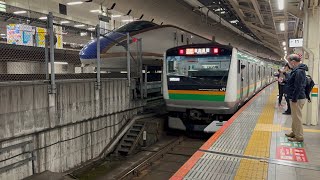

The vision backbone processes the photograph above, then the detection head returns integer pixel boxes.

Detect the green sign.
[278,137,304,148]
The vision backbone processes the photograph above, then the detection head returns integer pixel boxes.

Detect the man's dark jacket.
[286,64,308,102]
[283,71,291,94]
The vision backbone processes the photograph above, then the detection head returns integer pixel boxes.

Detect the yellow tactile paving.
[254,124,282,132]
[235,89,278,180]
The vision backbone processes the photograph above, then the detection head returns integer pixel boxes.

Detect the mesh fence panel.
[52,16,94,75]
[0,4,99,81]
[0,10,48,81]
[0,4,143,82]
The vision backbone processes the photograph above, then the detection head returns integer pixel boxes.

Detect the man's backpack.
[305,75,315,102]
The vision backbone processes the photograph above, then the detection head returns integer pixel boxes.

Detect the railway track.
[116,136,206,180]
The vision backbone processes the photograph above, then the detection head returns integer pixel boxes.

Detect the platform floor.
[170,84,320,180]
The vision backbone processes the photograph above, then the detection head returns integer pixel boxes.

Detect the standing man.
[277,69,286,106]
[285,54,308,142]
[282,63,292,115]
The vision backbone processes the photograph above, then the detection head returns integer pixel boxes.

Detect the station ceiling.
[2,0,305,60]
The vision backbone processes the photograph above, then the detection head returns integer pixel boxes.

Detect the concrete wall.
[0,79,144,179]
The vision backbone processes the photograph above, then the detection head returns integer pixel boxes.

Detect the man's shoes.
[288,137,304,142]
[285,132,295,138]
[282,111,291,115]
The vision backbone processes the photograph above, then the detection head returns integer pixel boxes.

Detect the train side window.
[252,65,254,80]
[238,60,240,74]
[181,34,184,43]
[258,66,261,78]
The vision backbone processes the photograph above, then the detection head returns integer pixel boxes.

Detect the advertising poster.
[7,24,21,45]
[20,24,34,46]
[36,27,47,47]
[7,24,34,46]
[54,25,63,49]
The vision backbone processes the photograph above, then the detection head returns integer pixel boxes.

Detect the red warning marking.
[276,146,308,162]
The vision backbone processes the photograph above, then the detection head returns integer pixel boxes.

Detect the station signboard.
[289,38,303,47]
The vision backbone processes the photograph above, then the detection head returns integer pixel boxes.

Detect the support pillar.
[302,6,319,125]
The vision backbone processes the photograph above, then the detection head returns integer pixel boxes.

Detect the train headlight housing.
[213,48,219,54]
[179,49,184,55]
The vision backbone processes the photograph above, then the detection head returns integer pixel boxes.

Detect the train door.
[263,67,266,86]
[253,64,256,93]
[239,60,244,100]
[246,62,250,97]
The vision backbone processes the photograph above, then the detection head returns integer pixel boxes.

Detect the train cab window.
[166,55,232,86]
[238,60,240,74]
[187,38,189,45]
[258,66,261,78]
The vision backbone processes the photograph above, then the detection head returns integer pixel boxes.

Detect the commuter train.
[80,21,210,71]
[163,43,281,132]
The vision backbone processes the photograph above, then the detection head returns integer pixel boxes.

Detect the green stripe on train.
[169,94,225,101]
[311,94,318,97]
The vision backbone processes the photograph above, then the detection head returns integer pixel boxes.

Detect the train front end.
[163,44,238,133]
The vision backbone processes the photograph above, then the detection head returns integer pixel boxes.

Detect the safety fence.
[0,4,143,96]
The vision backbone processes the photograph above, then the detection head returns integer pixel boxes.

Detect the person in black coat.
[285,54,308,142]
[282,64,292,115]
[277,69,286,106]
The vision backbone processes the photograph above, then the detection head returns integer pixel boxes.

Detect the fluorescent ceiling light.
[278,0,284,10]
[282,41,286,46]
[54,62,68,65]
[230,20,239,24]
[87,27,95,30]
[60,21,70,24]
[74,24,85,27]
[39,16,47,20]
[80,32,87,36]
[0,1,6,13]
[280,22,285,31]
[283,47,286,50]
[215,8,223,12]
[220,11,226,14]
[122,19,135,22]
[67,1,83,5]
[90,9,101,13]
[13,10,27,14]
[111,15,121,18]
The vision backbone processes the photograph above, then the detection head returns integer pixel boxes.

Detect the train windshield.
[115,21,157,33]
[166,55,231,85]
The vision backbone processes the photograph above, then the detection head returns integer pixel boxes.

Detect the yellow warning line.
[282,127,320,133]
[234,88,277,180]
[253,124,320,133]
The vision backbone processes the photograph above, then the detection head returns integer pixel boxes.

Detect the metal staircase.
[116,121,145,155]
